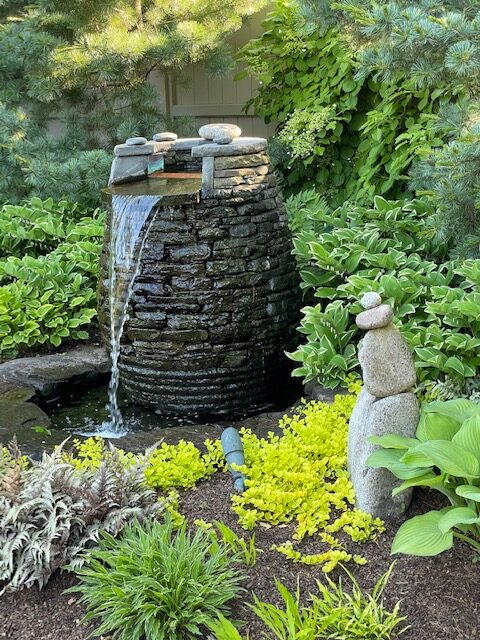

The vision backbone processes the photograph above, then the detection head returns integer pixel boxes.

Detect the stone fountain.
[98,124,299,430]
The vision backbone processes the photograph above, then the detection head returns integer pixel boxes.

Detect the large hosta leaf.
[455,485,480,502]
[424,399,480,423]
[401,440,480,478]
[391,471,443,497]
[368,434,420,450]
[452,415,480,460]
[416,412,461,442]
[438,507,480,534]
[367,449,430,480]
[392,510,453,556]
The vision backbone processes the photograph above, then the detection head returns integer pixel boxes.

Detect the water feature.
[105,194,159,436]
[97,129,300,431]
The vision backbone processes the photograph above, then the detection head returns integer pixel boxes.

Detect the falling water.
[102,194,160,436]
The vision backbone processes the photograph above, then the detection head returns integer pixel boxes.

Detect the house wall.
[151,9,275,139]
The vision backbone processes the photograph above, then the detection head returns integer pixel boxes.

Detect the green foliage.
[64,391,385,575]
[0,1,266,204]
[239,1,446,202]
[232,387,385,573]
[0,197,104,356]
[313,0,480,254]
[195,519,258,567]
[368,398,480,557]
[69,517,244,640]
[207,614,246,640]
[144,438,224,491]
[65,436,224,493]
[0,442,161,593]
[287,193,480,389]
[243,565,406,640]
[328,1,480,91]
[410,103,480,254]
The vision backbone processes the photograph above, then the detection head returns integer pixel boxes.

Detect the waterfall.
[102,194,159,436]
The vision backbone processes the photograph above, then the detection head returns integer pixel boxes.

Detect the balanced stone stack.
[347,292,419,518]
[99,125,300,417]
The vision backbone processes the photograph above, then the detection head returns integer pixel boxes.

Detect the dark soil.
[1,473,479,640]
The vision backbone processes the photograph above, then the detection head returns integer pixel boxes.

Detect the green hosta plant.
[69,517,244,640]
[287,194,480,390]
[368,399,480,557]
[0,198,104,356]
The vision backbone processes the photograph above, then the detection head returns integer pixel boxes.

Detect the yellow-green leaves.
[372,398,480,557]
[392,511,454,556]
[232,389,385,571]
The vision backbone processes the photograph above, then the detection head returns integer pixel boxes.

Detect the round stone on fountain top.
[125,136,148,146]
[360,292,382,309]
[153,132,178,142]
[199,123,242,141]
[356,304,394,330]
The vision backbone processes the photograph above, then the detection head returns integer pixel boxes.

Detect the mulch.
[1,472,479,640]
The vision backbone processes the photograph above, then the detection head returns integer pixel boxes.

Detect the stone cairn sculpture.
[347,292,419,519]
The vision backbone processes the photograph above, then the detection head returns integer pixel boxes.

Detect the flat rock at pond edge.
[0,346,110,444]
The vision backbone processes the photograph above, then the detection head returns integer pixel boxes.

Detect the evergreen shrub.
[0,1,266,205]
[239,0,446,202]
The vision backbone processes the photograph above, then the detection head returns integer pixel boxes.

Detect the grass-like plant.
[195,519,258,567]
[244,564,407,640]
[69,517,244,640]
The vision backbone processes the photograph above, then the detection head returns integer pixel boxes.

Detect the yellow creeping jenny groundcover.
[65,380,384,572]
[231,380,385,570]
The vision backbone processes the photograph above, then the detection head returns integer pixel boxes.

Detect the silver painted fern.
[0,445,162,593]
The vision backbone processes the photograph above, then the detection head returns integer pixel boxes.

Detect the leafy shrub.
[69,517,244,640]
[232,385,385,573]
[287,194,480,389]
[0,197,104,356]
[369,398,480,557]
[0,443,161,593]
[209,564,406,640]
[239,1,445,201]
[65,435,224,492]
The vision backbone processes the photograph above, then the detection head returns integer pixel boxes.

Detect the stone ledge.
[192,138,267,157]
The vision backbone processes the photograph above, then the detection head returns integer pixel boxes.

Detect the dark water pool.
[43,374,301,439]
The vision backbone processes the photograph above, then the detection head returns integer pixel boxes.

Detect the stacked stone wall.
[99,151,300,416]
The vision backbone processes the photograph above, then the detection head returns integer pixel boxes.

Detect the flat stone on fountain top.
[126,136,148,146]
[114,141,155,156]
[192,137,267,157]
